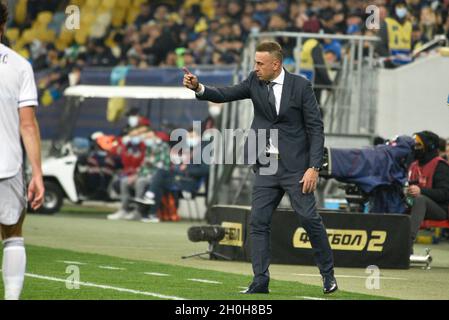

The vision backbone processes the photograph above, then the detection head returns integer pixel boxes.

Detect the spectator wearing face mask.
[135,130,209,221]
[121,107,151,136]
[107,127,147,221]
[376,0,413,66]
[407,131,449,254]
[132,130,171,223]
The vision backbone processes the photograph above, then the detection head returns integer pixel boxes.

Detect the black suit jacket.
[196,69,324,172]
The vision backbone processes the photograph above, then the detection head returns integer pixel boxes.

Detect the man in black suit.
[183,41,337,294]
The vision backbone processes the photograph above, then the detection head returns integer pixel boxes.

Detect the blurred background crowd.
[3,0,449,70]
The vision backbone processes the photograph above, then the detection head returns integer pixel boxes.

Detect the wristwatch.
[311,167,321,172]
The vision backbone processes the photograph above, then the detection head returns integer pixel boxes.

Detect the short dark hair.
[0,1,7,27]
[256,41,283,62]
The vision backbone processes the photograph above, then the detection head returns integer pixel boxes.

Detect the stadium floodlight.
[182,225,231,260]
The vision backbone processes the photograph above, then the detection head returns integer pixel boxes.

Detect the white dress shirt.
[266,68,285,154]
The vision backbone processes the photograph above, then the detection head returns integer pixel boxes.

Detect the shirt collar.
[271,68,285,85]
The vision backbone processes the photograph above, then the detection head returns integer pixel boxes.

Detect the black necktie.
[267,81,276,117]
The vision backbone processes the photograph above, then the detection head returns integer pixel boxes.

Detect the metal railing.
[243,32,380,135]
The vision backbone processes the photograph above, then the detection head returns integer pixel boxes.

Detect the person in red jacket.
[108,126,147,220]
[407,131,449,253]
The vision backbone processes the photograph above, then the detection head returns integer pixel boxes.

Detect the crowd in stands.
[0,0,447,106]
[4,0,449,71]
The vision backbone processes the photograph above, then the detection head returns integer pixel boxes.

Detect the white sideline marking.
[144,272,170,277]
[292,273,406,280]
[188,278,222,284]
[297,296,327,300]
[24,273,186,300]
[99,266,126,270]
[57,261,87,265]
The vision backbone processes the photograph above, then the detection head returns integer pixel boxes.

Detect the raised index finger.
[182,67,191,75]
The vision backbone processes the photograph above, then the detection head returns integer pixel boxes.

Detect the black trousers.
[250,159,334,287]
[410,195,448,244]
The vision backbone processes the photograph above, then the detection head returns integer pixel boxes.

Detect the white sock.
[2,237,26,300]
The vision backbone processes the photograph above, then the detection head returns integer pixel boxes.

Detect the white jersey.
[0,43,38,179]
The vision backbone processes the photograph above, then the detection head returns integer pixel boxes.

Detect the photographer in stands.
[407,131,449,253]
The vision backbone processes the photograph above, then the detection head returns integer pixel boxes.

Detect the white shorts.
[0,169,26,226]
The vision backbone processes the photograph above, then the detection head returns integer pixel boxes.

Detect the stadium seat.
[5,28,20,43]
[75,29,89,45]
[59,28,75,44]
[132,0,147,8]
[127,9,140,25]
[117,0,131,9]
[419,219,449,244]
[55,39,68,51]
[81,11,97,27]
[42,29,57,43]
[14,0,28,25]
[19,29,36,45]
[37,11,54,27]
[111,10,127,28]
[101,0,116,10]
[70,0,86,6]
[421,219,449,229]
[85,0,101,10]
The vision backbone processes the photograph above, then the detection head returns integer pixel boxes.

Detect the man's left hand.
[300,168,319,194]
[408,185,421,197]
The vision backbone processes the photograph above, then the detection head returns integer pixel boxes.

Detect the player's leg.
[1,211,27,301]
[0,169,28,300]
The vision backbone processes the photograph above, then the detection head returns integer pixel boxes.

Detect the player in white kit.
[0,2,44,300]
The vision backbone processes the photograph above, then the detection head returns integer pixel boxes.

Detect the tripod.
[182,241,231,260]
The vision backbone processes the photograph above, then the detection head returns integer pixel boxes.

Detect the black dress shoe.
[240,283,269,294]
[323,275,338,294]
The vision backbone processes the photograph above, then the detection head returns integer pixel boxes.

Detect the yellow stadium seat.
[37,11,54,27]
[55,39,68,51]
[85,0,101,10]
[70,0,86,6]
[81,11,97,27]
[12,43,23,52]
[34,27,47,41]
[127,8,139,25]
[117,0,131,9]
[132,0,147,9]
[111,10,126,27]
[42,30,57,43]
[102,0,116,9]
[75,29,89,45]
[20,29,36,45]
[5,28,20,43]
[59,28,75,44]
[14,0,27,25]
[105,32,116,47]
